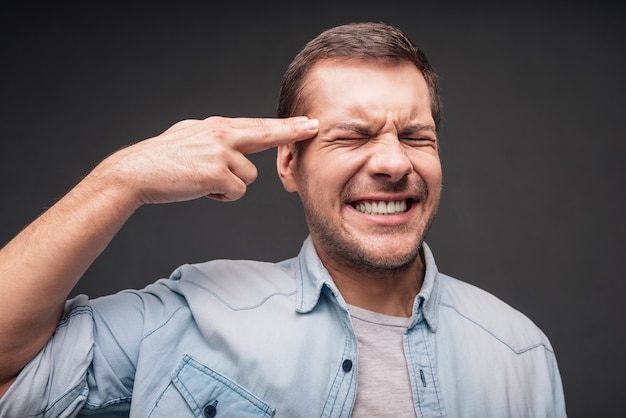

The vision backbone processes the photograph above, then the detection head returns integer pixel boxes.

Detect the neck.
[321,251,425,317]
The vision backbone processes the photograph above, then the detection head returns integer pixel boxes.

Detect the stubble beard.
[302,177,438,277]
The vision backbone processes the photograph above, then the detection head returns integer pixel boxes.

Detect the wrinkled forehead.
[301,59,433,123]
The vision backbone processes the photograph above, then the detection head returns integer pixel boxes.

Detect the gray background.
[1,1,624,416]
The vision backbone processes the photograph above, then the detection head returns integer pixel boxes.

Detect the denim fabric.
[0,237,566,417]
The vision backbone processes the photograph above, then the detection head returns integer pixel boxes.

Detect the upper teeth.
[355,200,408,215]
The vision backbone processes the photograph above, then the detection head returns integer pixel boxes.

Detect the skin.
[277,59,442,317]
[0,116,319,396]
[0,58,442,397]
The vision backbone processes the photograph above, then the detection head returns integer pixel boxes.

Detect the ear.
[276,143,299,192]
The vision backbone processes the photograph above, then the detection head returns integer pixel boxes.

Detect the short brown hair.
[276,22,442,131]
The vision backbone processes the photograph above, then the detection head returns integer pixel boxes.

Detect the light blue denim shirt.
[0,237,566,417]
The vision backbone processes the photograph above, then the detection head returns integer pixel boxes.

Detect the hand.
[91,116,319,207]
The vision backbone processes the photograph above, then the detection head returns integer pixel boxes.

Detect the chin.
[329,238,422,275]
[306,206,427,275]
[361,249,421,273]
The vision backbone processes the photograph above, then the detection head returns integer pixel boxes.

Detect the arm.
[0,116,319,396]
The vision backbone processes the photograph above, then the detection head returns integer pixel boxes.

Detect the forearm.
[0,115,318,394]
[0,169,139,386]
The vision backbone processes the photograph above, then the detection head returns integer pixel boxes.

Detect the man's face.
[278,59,442,276]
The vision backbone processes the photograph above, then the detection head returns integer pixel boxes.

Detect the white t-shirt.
[349,304,417,417]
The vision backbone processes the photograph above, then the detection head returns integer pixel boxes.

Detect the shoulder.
[167,258,298,310]
[437,273,553,354]
[173,258,296,288]
[88,257,298,329]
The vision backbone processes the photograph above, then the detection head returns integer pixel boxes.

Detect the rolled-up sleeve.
[0,295,95,417]
[0,288,149,417]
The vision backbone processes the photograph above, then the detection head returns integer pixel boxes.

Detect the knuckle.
[207,127,229,142]
[164,119,197,134]
[242,165,258,185]
[205,115,226,124]
[257,123,273,140]
[225,182,247,201]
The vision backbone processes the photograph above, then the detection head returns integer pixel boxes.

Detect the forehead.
[302,59,433,126]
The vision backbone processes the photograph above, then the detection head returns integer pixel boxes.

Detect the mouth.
[351,199,413,215]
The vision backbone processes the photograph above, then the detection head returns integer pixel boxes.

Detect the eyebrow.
[398,123,437,137]
[328,122,437,137]
[329,122,375,136]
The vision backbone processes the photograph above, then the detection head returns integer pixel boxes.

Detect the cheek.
[303,149,366,184]
[427,164,443,187]
[411,153,442,184]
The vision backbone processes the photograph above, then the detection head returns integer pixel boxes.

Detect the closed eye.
[401,137,437,145]
[332,137,371,145]
[336,137,368,141]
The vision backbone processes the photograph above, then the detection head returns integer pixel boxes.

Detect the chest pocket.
[148,355,275,417]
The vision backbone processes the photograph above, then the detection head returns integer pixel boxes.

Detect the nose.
[366,135,413,182]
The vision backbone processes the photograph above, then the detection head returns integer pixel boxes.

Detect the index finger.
[231,117,319,155]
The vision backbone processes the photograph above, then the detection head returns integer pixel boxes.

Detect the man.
[0,22,566,417]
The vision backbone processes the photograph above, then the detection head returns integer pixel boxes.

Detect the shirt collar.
[294,236,441,332]
[411,242,441,332]
[294,236,339,314]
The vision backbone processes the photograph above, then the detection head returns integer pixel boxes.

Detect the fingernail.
[299,118,319,130]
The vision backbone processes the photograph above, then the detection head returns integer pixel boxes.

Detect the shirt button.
[203,400,218,417]
[342,359,353,372]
